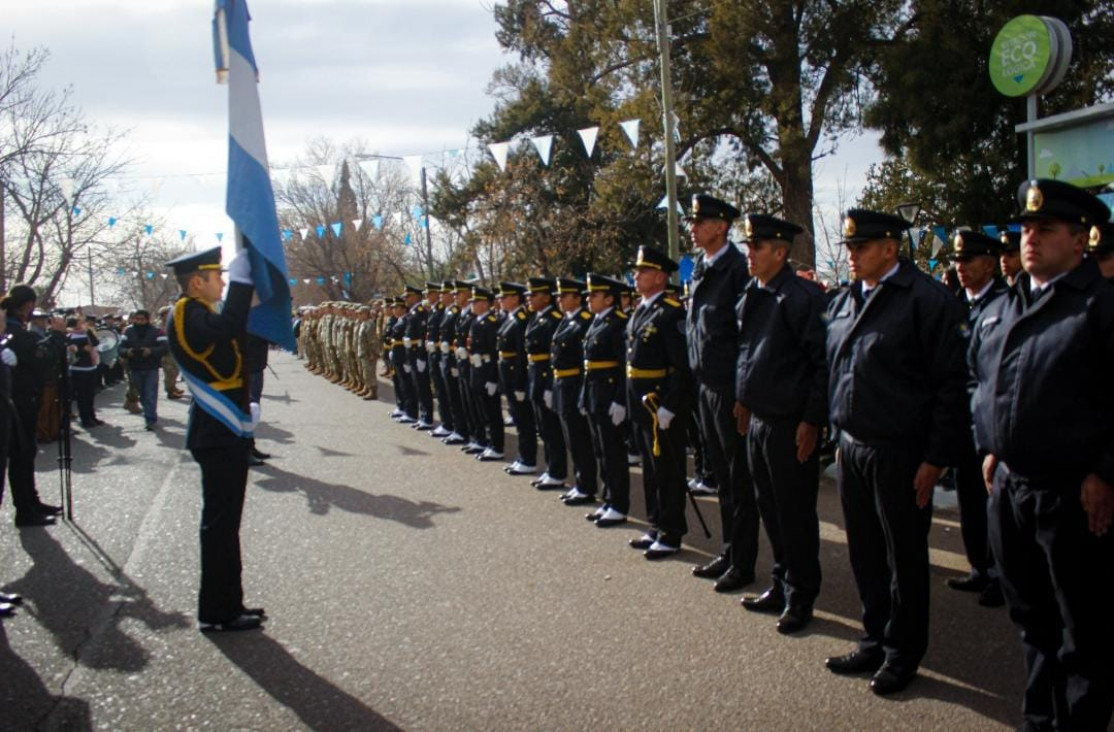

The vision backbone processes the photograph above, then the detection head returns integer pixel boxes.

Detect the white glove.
[485,381,498,397]
[450,368,459,377]
[514,390,526,402]
[249,402,261,429]
[426,341,435,353]
[0,349,16,367]
[656,405,675,430]
[227,247,252,285]
[543,390,553,409]
[470,354,483,367]
[441,343,451,354]
[456,347,468,360]
[402,337,413,348]
[609,402,627,426]
[579,406,588,416]
[416,359,427,373]
[403,364,412,374]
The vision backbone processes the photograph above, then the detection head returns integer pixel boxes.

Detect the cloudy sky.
[7,0,879,252]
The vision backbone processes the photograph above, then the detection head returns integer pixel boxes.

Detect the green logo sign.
[989,15,1053,97]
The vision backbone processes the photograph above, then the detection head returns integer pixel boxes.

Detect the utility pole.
[420,167,435,279]
[87,247,96,306]
[654,0,680,263]
[0,186,6,293]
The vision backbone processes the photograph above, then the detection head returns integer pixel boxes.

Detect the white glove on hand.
[543,390,553,409]
[403,364,412,374]
[249,402,261,429]
[456,347,468,360]
[579,406,588,416]
[514,390,526,402]
[470,354,483,367]
[609,402,627,426]
[1,348,16,367]
[426,341,435,353]
[450,368,459,377]
[656,405,675,430]
[227,247,252,285]
[402,337,413,348]
[485,381,498,397]
[416,359,427,373]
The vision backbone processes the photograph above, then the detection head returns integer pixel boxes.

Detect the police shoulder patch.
[550,309,562,320]
[664,297,681,308]
[486,314,497,323]
[579,310,592,320]
[616,309,628,319]
[516,310,526,321]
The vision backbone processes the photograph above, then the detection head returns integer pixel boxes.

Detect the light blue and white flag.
[213,0,295,350]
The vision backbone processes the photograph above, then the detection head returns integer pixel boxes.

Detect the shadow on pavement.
[7,525,190,674]
[262,390,299,405]
[209,633,401,731]
[250,464,461,528]
[0,622,93,731]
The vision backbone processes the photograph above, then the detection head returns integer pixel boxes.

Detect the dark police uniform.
[438,282,466,442]
[949,231,1009,601]
[424,283,452,432]
[549,278,596,494]
[468,288,504,456]
[735,215,827,625]
[826,210,968,681]
[403,286,434,426]
[523,278,567,482]
[383,304,402,413]
[389,301,416,421]
[685,194,756,585]
[456,299,481,452]
[496,283,536,467]
[1089,220,1114,280]
[165,247,258,628]
[626,247,694,555]
[970,180,1114,732]
[581,274,630,517]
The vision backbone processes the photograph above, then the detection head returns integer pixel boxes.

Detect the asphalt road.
[1,352,1027,731]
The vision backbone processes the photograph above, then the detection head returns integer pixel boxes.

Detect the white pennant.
[303,278,311,284]
[488,141,510,172]
[358,159,380,181]
[657,195,684,215]
[316,164,335,184]
[675,163,687,178]
[58,177,75,204]
[151,178,165,198]
[619,119,640,149]
[352,219,363,231]
[299,228,309,240]
[403,155,423,184]
[578,126,600,158]
[930,232,944,258]
[531,135,554,166]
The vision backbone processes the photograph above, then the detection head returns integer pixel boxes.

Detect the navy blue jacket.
[626,293,692,424]
[525,305,562,402]
[735,265,828,425]
[581,308,628,415]
[686,243,750,389]
[970,258,1114,484]
[549,308,592,415]
[826,258,968,467]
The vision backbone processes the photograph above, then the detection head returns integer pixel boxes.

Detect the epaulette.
[550,309,562,320]
[663,298,682,308]
[417,304,426,312]
[579,310,592,320]
[486,314,497,323]
[616,309,628,319]
[516,310,527,321]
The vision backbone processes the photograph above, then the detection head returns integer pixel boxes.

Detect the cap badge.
[744,217,754,238]
[1026,185,1044,212]
[1090,225,1102,249]
[843,216,856,237]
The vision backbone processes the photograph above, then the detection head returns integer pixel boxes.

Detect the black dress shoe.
[251,447,272,460]
[870,663,917,696]
[15,514,56,528]
[713,567,755,593]
[826,650,885,675]
[776,605,813,634]
[199,613,263,633]
[946,572,990,592]
[644,542,680,560]
[562,493,596,506]
[0,592,22,605]
[0,603,13,618]
[248,455,266,467]
[629,533,657,550]
[36,503,63,516]
[692,554,729,579]
[978,579,1005,608]
[242,606,267,619]
[741,587,786,613]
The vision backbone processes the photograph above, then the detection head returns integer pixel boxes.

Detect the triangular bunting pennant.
[352,219,363,231]
[404,233,412,246]
[331,222,342,237]
[531,135,554,166]
[289,277,297,286]
[619,119,640,149]
[358,159,380,181]
[578,126,599,158]
[303,278,311,284]
[72,206,81,217]
[411,204,423,220]
[372,215,384,230]
[315,224,326,238]
[931,226,946,257]
[179,230,188,241]
[58,177,75,204]
[144,224,154,236]
[403,155,424,183]
[299,228,309,240]
[316,164,335,184]
[488,141,510,172]
[982,224,998,237]
[282,229,292,241]
[108,217,117,228]
[928,258,939,270]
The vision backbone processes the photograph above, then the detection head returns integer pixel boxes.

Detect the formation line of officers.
[299,182,1113,732]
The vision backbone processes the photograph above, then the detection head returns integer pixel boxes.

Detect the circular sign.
[989,15,1055,97]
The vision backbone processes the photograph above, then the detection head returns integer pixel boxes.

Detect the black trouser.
[430,352,452,430]
[71,369,99,426]
[409,349,434,422]
[505,391,536,464]
[690,402,715,485]
[393,353,417,418]
[442,359,467,438]
[698,384,756,573]
[837,433,931,669]
[955,441,994,577]
[588,412,630,514]
[532,398,566,479]
[559,404,597,494]
[633,413,687,545]
[192,442,250,624]
[459,366,480,442]
[476,387,504,452]
[748,413,821,608]
[988,465,1114,732]
[7,396,45,519]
